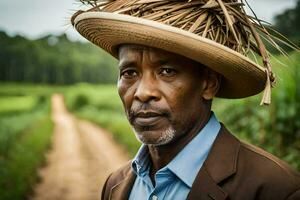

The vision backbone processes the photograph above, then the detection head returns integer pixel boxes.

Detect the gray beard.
[133,126,176,146]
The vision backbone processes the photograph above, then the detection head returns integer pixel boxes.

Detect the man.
[71,0,300,199]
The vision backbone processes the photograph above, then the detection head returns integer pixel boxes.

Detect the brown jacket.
[101,126,300,200]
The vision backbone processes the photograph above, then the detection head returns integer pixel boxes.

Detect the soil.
[31,94,130,200]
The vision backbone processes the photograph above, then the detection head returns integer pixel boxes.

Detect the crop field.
[0,96,38,115]
[215,52,300,169]
[0,84,57,200]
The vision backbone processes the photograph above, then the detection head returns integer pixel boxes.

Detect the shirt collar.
[131,113,221,187]
[167,113,220,187]
[132,144,150,177]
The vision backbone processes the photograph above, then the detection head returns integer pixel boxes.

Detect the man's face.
[118,45,210,146]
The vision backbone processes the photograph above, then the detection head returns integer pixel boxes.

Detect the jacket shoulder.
[236,141,300,199]
[101,160,132,200]
[240,141,300,179]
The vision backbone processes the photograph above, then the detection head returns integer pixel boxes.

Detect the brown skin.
[117,44,220,183]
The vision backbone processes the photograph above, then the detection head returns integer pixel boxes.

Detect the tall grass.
[0,116,53,200]
[0,84,55,199]
[65,83,123,112]
[0,108,46,158]
[213,52,300,169]
[0,83,67,97]
[0,95,39,116]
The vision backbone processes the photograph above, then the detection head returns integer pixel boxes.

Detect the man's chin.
[133,127,176,146]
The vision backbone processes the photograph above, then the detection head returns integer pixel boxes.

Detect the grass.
[213,52,300,170]
[0,116,53,200]
[0,84,55,199]
[0,83,67,97]
[65,83,123,112]
[0,96,38,115]
[0,103,50,156]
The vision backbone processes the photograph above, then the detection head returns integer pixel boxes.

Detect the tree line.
[274,0,300,47]
[0,32,118,84]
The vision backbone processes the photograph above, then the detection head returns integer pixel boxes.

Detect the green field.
[0,84,56,200]
[213,52,300,169]
[0,96,37,114]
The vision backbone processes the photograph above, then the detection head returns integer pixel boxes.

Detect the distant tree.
[274,0,300,46]
[0,31,118,84]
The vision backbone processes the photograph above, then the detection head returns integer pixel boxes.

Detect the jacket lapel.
[109,169,136,200]
[187,125,240,200]
[187,168,228,200]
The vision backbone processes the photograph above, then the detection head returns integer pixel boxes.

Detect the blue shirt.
[129,113,221,200]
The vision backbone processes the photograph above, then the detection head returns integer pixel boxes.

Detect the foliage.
[213,52,300,170]
[0,116,53,200]
[71,93,90,111]
[0,96,38,116]
[274,0,300,47]
[0,85,54,200]
[0,102,49,158]
[0,82,67,97]
[0,32,118,84]
[65,83,123,112]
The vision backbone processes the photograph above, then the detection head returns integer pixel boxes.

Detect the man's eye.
[160,68,177,76]
[121,70,138,78]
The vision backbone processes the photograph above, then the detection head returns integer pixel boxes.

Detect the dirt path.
[32,94,130,200]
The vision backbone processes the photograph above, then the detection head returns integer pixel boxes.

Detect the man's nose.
[134,74,160,103]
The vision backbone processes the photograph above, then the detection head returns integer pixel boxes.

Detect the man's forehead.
[117,44,208,74]
[119,44,150,52]
[118,44,183,64]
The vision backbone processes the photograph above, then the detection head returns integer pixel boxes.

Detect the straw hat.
[71,0,277,105]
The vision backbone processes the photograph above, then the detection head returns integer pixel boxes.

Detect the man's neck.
[147,110,212,182]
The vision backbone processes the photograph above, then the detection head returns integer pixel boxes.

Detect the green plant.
[213,53,300,170]
[0,116,53,200]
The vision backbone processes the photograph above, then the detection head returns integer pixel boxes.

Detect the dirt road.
[32,94,130,200]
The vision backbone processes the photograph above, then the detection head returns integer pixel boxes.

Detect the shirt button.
[152,195,158,200]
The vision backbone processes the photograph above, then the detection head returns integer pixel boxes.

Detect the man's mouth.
[133,111,165,126]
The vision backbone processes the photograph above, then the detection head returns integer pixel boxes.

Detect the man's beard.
[132,125,176,146]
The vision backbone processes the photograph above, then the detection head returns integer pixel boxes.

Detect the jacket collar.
[187,125,240,200]
[110,169,136,200]
[109,125,240,200]
[204,125,240,183]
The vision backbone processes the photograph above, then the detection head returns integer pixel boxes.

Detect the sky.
[0,0,297,42]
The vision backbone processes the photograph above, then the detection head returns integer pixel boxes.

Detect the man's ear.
[201,69,221,100]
